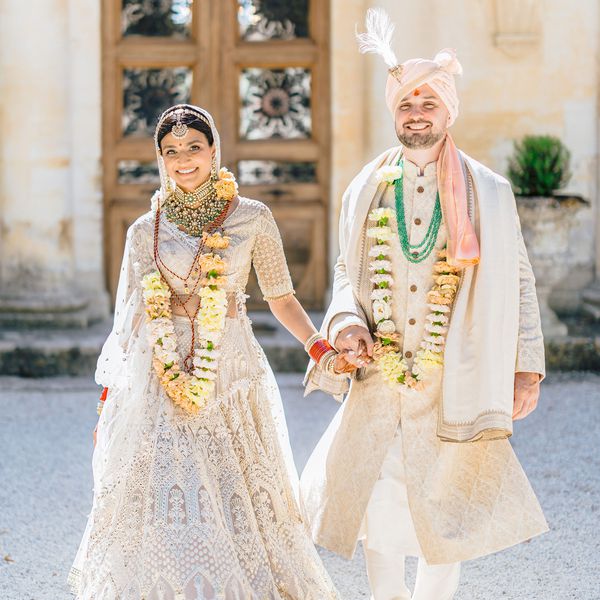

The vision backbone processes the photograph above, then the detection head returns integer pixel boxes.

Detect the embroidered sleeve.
[515,210,546,378]
[252,205,295,301]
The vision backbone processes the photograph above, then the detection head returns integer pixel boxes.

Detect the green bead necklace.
[394,161,442,263]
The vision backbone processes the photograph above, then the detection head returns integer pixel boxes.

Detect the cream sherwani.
[300,147,548,570]
[361,160,457,600]
[362,160,446,557]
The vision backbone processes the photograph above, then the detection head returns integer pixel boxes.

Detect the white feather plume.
[355,8,398,68]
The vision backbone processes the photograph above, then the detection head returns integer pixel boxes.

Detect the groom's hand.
[513,371,541,420]
[335,325,374,368]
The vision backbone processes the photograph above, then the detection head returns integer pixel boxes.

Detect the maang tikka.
[171,111,188,139]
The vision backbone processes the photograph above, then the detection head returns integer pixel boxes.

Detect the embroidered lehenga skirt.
[69,313,338,600]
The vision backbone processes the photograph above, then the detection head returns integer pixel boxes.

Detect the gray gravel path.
[0,373,599,600]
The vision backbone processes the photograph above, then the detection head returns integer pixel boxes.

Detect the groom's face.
[394,84,449,149]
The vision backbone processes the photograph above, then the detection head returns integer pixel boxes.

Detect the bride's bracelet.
[322,350,340,374]
[97,387,108,416]
[305,335,335,364]
[305,335,345,374]
[303,332,323,353]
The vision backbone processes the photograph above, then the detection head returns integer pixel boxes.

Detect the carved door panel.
[103,0,330,309]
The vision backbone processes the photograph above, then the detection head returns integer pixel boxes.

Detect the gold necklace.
[164,181,229,237]
[173,177,214,208]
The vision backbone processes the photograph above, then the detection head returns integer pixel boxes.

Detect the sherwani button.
[405,351,413,358]
[414,218,422,225]
[410,284,417,292]
[409,318,416,325]
[417,186,424,193]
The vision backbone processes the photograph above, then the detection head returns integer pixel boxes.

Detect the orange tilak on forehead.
[413,88,421,96]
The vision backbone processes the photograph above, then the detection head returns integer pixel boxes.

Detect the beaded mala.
[153,200,230,372]
[394,159,442,264]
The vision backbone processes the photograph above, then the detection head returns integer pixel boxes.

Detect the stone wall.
[0,0,597,324]
[0,0,107,327]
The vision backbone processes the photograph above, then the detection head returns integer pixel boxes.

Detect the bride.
[69,104,346,600]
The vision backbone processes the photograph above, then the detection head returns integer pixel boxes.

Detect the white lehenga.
[69,199,339,600]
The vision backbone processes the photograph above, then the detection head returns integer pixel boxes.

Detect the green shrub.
[507,135,571,196]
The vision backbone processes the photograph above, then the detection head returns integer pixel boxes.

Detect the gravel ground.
[0,372,599,600]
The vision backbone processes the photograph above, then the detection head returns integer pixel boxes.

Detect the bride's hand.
[333,352,360,374]
[93,425,98,447]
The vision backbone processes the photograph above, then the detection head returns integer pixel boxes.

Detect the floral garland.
[142,168,238,414]
[142,232,230,413]
[367,200,461,392]
[214,167,238,201]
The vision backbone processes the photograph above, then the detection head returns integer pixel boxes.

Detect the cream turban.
[357,9,463,126]
[385,49,462,125]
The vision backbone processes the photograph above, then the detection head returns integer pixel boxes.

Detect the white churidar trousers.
[363,426,461,600]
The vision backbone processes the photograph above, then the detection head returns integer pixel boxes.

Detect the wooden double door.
[102,0,331,309]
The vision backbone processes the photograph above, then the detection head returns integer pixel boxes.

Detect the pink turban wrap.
[385,48,462,126]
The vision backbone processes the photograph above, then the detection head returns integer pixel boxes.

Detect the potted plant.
[508,135,586,338]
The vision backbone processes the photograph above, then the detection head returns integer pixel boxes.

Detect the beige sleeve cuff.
[515,352,546,381]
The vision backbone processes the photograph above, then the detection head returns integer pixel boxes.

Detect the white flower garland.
[141,232,230,414]
[367,204,461,392]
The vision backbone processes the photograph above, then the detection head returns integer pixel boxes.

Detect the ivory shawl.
[308,146,545,440]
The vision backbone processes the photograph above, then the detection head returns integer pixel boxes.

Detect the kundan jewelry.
[170,110,189,139]
[163,160,232,237]
[167,106,213,140]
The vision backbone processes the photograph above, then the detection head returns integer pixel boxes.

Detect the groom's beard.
[396,121,445,149]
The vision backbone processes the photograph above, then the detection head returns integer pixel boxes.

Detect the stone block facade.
[0,0,598,327]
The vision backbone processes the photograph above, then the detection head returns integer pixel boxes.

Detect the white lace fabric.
[69,198,339,599]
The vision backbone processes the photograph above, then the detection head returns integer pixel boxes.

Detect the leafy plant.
[507,135,571,197]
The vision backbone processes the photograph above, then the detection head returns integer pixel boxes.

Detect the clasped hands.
[330,326,540,422]
[331,325,375,374]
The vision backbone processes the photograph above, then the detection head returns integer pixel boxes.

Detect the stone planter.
[516,196,586,338]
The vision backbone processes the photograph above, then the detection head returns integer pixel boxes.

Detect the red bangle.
[99,387,108,402]
[308,339,334,363]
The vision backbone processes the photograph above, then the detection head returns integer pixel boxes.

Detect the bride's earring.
[210,155,218,182]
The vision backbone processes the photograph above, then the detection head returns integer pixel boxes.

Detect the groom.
[300,9,547,600]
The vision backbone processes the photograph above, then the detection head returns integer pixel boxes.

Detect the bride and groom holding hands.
[70,9,546,600]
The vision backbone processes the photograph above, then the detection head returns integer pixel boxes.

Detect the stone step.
[0,312,311,378]
[0,313,599,377]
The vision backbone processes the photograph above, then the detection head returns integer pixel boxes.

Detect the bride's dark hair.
[156,112,214,150]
